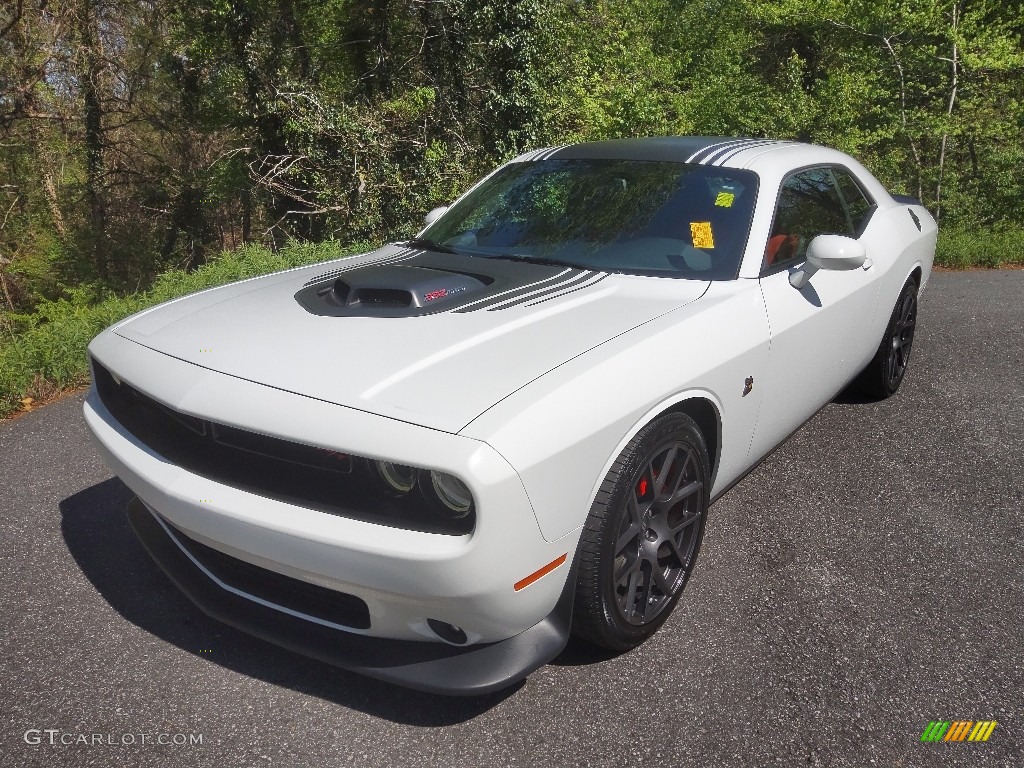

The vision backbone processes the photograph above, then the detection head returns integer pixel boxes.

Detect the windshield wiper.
[484,252,584,269]
[402,237,460,255]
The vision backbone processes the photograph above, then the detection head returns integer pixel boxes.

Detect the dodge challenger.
[84,136,936,694]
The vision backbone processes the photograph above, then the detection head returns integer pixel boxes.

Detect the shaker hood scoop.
[113,247,710,432]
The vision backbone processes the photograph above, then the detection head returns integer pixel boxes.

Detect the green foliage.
[0,241,368,418]
[935,226,1024,270]
[4,0,1022,300]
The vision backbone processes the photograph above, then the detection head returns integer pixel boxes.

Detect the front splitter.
[126,496,574,696]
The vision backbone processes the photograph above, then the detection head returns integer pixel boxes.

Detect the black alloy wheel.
[858,277,919,399]
[886,284,918,391]
[573,412,710,651]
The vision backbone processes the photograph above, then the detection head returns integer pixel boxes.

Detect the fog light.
[427,618,468,645]
[373,460,417,494]
[422,471,474,518]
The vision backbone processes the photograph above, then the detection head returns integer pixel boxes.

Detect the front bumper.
[127,496,574,695]
[83,329,582,692]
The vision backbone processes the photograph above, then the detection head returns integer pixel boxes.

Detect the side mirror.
[423,206,448,228]
[790,235,866,289]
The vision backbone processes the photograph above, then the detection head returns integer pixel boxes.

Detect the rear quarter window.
[832,169,875,235]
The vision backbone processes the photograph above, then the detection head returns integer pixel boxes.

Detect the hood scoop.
[335,284,414,308]
[296,263,492,317]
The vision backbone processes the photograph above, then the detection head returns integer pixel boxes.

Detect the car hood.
[113,246,709,432]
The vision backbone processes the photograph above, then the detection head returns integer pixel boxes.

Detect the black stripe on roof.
[699,139,764,164]
[515,136,799,165]
[712,139,792,165]
[689,138,754,164]
[545,137,738,164]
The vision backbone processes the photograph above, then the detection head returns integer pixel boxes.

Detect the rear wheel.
[572,412,710,651]
[858,277,919,399]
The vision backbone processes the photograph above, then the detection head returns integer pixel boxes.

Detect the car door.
[746,166,882,463]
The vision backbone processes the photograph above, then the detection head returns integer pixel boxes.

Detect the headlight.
[423,471,474,519]
[372,460,418,495]
[364,460,476,528]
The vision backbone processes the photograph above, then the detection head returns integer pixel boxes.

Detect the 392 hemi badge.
[424,286,468,302]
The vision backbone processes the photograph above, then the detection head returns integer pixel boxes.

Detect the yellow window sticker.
[690,221,715,249]
[714,191,735,208]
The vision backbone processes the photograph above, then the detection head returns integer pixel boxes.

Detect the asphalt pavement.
[1,270,1021,767]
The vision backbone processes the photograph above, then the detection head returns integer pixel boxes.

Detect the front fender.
[461,280,771,541]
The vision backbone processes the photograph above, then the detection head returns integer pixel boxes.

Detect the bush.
[0,241,368,418]
[935,226,1024,269]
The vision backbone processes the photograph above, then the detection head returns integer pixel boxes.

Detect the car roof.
[516,136,847,173]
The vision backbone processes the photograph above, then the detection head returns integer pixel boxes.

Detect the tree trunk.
[935,2,960,222]
[77,0,107,278]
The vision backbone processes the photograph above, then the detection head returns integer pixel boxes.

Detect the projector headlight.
[423,471,474,519]
[359,458,475,532]
[372,460,417,495]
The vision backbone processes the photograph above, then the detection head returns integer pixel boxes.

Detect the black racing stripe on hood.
[295,249,578,317]
[302,248,420,287]
[523,273,611,307]
[483,270,600,311]
[459,269,590,312]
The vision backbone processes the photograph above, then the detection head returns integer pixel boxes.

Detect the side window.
[831,169,874,235]
[764,168,851,269]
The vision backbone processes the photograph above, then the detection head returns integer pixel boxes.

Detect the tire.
[572,412,710,651]
[857,277,919,399]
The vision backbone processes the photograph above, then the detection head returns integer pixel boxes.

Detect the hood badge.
[424,286,468,302]
[742,376,754,397]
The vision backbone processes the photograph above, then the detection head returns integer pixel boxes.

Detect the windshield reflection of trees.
[431,160,754,279]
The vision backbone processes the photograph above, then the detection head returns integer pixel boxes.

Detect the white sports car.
[84,137,936,694]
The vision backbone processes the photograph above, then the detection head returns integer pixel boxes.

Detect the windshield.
[422,159,758,280]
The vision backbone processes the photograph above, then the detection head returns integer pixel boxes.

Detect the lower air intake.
[163,517,371,629]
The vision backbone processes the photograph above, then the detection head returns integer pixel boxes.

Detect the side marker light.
[514,553,568,592]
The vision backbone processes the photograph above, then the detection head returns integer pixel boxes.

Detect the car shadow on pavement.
[548,639,619,667]
[59,478,519,725]
[831,387,881,406]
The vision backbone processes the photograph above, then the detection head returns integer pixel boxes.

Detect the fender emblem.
[742,376,754,397]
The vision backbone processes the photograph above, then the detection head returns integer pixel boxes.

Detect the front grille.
[91,357,473,535]
[164,518,371,629]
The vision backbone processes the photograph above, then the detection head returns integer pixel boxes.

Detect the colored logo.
[316,448,349,462]
[424,286,467,302]
[920,720,997,742]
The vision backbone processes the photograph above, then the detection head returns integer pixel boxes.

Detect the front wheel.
[857,277,919,399]
[572,412,710,651]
